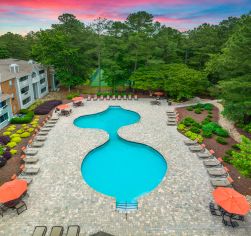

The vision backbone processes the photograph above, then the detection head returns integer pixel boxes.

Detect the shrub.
[194,108,202,114]
[67,93,80,100]
[6,142,17,148]
[3,151,11,160]
[232,144,240,150]
[7,127,15,132]
[11,137,21,143]
[184,131,203,143]
[28,128,34,132]
[10,110,34,124]
[202,130,213,138]
[16,129,24,134]
[10,149,17,155]
[207,114,213,119]
[3,131,11,136]
[0,136,11,145]
[202,122,220,133]
[208,110,212,114]
[34,100,62,115]
[10,134,20,138]
[189,126,201,134]
[230,136,251,177]
[0,158,7,168]
[215,128,229,137]
[0,146,4,155]
[203,103,213,111]
[20,132,31,138]
[177,123,186,131]
[243,123,251,133]
[223,156,232,164]
[225,149,234,156]
[216,137,228,145]
[186,106,193,111]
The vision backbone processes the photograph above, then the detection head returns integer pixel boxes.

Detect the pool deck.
[0,99,250,236]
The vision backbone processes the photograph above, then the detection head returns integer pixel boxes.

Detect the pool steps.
[116,202,138,212]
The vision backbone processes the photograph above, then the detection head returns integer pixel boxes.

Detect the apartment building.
[0,58,50,129]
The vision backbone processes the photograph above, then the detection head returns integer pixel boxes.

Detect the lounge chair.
[22,147,38,156]
[167,121,177,126]
[14,200,27,215]
[24,156,39,164]
[134,94,138,100]
[184,139,198,145]
[50,226,64,236]
[123,95,127,100]
[66,225,80,236]
[128,94,132,100]
[167,114,176,118]
[18,176,32,185]
[32,226,47,236]
[40,127,51,132]
[37,131,48,136]
[93,95,98,101]
[29,141,44,148]
[117,95,122,100]
[51,114,59,120]
[197,152,214,159]
[106,95,110,100]
[87,95,91,101]
[189,144,205,152]
[210,178,232,187]
[47,119,57,124]
[44,123,55,128]
[22,166,40,175]
[203,158,222,167]
[207,167,228,177]
[166,111,175,114]
[61,109,71,116]
[34,136,47,141]
[100,95,104,100]
[112,95,116,100]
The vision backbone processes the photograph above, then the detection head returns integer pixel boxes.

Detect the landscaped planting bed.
[34,100,62,115]
[176,103,251,195]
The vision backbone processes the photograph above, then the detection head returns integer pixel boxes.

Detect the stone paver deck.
[0,99,250,236]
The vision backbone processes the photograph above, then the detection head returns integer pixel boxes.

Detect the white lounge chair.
[210,177,233,188]
[134,94,138,100]
[128,95,132,100]
[112,95,116,100]
[123,95,127,100]
[22,166,40,175]
[87,95,91,101]
[117,95,122,100]
[24,157,39,164]
[22,147,38,156]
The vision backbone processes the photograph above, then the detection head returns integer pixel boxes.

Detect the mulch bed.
[176,106,251,196]
[0,115,47,186]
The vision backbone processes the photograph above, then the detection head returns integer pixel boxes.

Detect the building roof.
[0,58,44,83]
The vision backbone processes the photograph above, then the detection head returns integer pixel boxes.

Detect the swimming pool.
[74,106,167,204]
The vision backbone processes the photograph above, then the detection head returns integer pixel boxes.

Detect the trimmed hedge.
[10,109,34,124]
[34,100,62,115]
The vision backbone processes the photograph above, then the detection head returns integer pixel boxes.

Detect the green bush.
[20,132,31,138]
[10,110,34,124]
[7,127,15,132]
[186,106,193,111]
[243,123,251,133]
[16,129,24,134]
[182,117,201,128]
[189,126,201,134]
[215,128,229,137]
[223,156,232,164]
[203,103,213,111]
[231,136,251,177]
[10,134,20,138]
[194,108,202,114]
[67,92,80,100]
[202,122,220,133]
[201,117,212,125]
[6,142,17,148]
[202,130,213,138]
[184,131,203,143]
[216,137,228,145]
[208,110,212,114]
[207,114,213,119]
[177,123,186,131]
[232,144,240,150]
[10,149,17,155]
[3,131,11,136]
[11,137,22,143]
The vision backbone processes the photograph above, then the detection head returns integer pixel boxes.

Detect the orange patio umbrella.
[154,92,164,96]
[56,104,70,110]
[72,96,83,102]
[213,187,250,215]
[0,179,27,204]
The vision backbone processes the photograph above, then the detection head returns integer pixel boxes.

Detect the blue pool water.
[74,106,167,203]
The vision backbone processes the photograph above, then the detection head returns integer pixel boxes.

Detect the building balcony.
[21,91,31,100]
[19,79,29,88]
[0,104,9,115]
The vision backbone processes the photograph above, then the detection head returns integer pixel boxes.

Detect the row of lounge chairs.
[87,94,138,101]
[166,110,178,126]
[13,113,60,185]
[184,139,234,188]
[33,225,80,236]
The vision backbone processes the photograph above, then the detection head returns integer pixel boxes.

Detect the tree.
[130,64,208,100]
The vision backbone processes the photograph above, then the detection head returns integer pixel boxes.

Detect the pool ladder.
[116,202,138,212]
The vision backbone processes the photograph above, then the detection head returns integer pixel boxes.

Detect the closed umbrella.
[213,187,250,215]
[154,92,164,97]
[72,97,83,102]
[0,179,27,204]
[56,104,70,110]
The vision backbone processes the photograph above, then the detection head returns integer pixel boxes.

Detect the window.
[22,97,31,105]
[0,100,7,108]
[41,87,47,94]
[0,112,9,124]
[32,72,36,78]
[21,86,29,94]
[9,80,12,87]
[19,76,28,82]
[40,78,46,84]
[39,70,44,74]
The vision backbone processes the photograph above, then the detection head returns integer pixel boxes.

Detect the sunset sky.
[0,0,250,35]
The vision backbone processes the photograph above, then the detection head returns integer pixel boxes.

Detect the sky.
[0,0,250,35]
